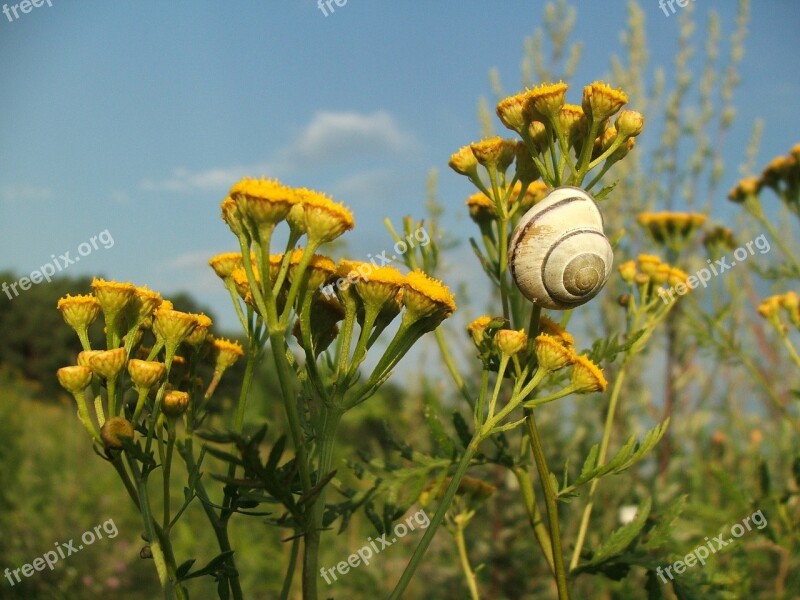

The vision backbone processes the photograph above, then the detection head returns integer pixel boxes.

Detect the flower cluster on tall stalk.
[385,81,689,600]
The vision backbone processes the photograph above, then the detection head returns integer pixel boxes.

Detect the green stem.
[454,519,480,600]
[570,362,628,570]
[389,436,479,599]
[526,410,570,600]
[280,534,300,600]
[511,466,555,574]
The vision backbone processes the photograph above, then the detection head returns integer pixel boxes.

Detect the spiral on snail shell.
[508,186,613,310]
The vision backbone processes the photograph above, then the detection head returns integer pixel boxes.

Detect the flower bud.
[57,294,101,334]
[89,348,127,381]
[618,261,637,284]
[495,329,527,356]
[162,390,190,417]
[57,365,93,395]
[128,359,166,391]
[615,110,644,138]
[101,417,135,450]
[449,145,479,176]
[534,334,574,372]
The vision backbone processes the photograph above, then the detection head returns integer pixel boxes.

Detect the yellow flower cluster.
[758,292,800,327]
[464,180,549,225]
[729,143,800,204]
[637,212,708,245]
[618,255,691,306]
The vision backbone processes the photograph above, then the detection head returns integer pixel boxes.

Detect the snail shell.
[508,186,613,310]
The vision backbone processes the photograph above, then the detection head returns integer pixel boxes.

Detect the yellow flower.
[637,254,661,276]
[757,295,782,319]
[220,196,246,236]
[153,307,197,353]
[229,177,298,228]
[570,355,608,393]
[209,252,248,280]
[402,270,456,323]
[527,121,548,153]
[89,348,127,381]
[534,334,574,372]
[288,249,337,290]
[514,180,549,212]
[637,212,707,244]
[496,92,528,132]
[162,390,190,417]
[727,177,761,203]
[91,278,136,318]
[593,126,618,157]
[467,315,493,347]
[582,81,628,123]
[465,192,495,224]
[618,261,637,284]
[495,329,527,356]
[538,315,575,347]
[77,350,103,367]
[57,365,93,395]
[667,267,691,289]
[353,265,406,312]
[131,286,163,323]
[100,417,135,450]
[449,144,479,176]
[653,263,671,285]
[524,82,569,122]
[470,137,516,170]
[184,313,212,347]
[128,359,166,391]
[556,103,587,144]
[213,338,245,372]
[296,188,355,243]
[615,110,645,138]
[703,226,737,251]
[57,294,101,333]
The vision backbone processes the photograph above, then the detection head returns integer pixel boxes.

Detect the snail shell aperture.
[508,186,613,310]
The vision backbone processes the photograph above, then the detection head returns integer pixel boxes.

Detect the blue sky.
[1,1,799,331]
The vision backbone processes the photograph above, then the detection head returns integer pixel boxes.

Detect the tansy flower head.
[465,192,495,224]
[757,295,783,320]
[296,188,355,244]
[220,196,246,237]
[77,350,103,367]
[57,365,93,395]
[455,476,497,501]
[527,121,548,153]
[470,137,515,170]
[162,390,190,417]
[556,103,587,145]
[637,254,661,276]
[101,417,135,451]
[703,226,737,251]
[728,177,761,203]
[153,307,197,354]
[570,354,608,393]
[467,315,496,347]
[213,338,245,372]
[89,348,127,381]
[495,329,527,356]
[288,248,337,290]
[209,252,248,280]
[496,92,528,132]
[353,265,406,312]
[618,261,637,284]
[667,267,691,290]
[615,110,645,138]
[582,81,628,124]
[402,270,456,324]
[130,286,163,324]
[524,82,569,122]
[653,263,671,285]
[534,334,575,372]
[538,315,574,347]
[230,177,298,228]
[184,313,212,347]
[91,278,136,318]
[128,359,166,391]
[231,267,258,306]
[57,294,101,333]
[449,144,479,177]
[293,295,346,354]
[637,212,707,244]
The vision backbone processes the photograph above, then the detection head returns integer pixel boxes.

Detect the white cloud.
[159,250,215,270]
[282,110,416,164]
[139,110,416,193]
[0,184,53,203]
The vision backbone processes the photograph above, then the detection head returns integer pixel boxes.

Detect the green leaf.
[423,389,456,458]
[594,180,618,202]
[452,411,473,449]
[588,329,646,364]
[642,494,687,550]
[175,559,196,581]
[584,497,651,566]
